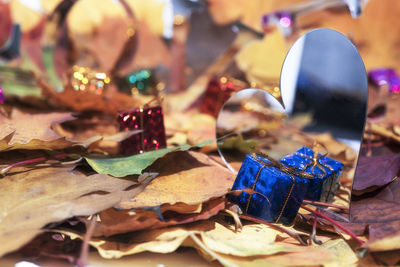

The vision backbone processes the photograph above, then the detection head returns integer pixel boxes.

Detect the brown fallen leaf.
[352,153,400,192]
[66,0,131,73]
[116,151,235,209]
[39,79,144,115]
[127,21,172,72]
[55,221,215,259]
[95,198,226,237]
[211,238,357,267]
[0,109,75,151]
[0,165,154,257]
[349,179,400,250]
[54,219,356,267]
[0,2,12,48]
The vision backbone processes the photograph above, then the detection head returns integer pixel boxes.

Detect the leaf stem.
[302,200,349,211]
[77,215,97,267]
[1,153,70,176]
[301,204,364,246]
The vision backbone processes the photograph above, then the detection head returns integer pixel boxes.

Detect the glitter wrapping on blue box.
[280,146,343,203]
[228,154,310,225]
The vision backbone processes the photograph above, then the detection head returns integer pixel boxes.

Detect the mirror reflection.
[216,28,368,182]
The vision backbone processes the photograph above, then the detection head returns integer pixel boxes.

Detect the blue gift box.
[228,154,311,225]
[280,146,343,203]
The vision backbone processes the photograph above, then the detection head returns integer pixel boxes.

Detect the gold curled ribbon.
[294,152,333,178]
[245,153,314,223]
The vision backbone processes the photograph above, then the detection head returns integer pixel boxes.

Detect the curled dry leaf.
[40,79,144,115]
[200,221,293,257]
[350,179,400,250]
[55,221,215,259]
[54,220,355,267]
[0,109,75,151]
[0,166,155,257]
[95,198,226,237]
[212,239,357,267]
[116,151,235,209]
[352,153,400,192]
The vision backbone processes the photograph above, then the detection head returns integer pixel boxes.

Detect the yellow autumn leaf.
[41,0,62,14]
[235,30,288,87]
[10,0,42,32]
[67,0,128,34]
[200,222,294,257]
[126,0,166,36]
[367,233,400,252]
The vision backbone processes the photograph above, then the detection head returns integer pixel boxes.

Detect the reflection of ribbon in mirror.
[241,153,315,223]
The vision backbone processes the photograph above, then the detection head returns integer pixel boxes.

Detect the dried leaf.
[10,0,42,32]
[352,154,400,192]
[367,230,400,252]
[211,240,351,267]
[0,166,155,257]
[95,198,226,237]
[235,30,287,86]
[348,179,400,249]
[0,109,75,151]
[126,0,166,36]
[40,79,144,115]
[55,221,215,259]
[200,222,293,257]
[128,21,171,72]
[54,219,316,263]
[0,2,12,47]
[66,0,131,72]
[84,140,213,177]
[116,151,235,209]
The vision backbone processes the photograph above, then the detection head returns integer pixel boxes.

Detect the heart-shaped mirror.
[216,27,368,200]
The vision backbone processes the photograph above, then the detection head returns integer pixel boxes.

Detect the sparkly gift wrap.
[280,147,343,203]
[115,69,156,95]
[199,76,246,117]
[368,68,400,93]
[229,154,310,225]
[118,106,166,155]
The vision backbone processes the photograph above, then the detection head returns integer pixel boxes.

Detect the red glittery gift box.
[118,106,167,155]
[199,76,246,117]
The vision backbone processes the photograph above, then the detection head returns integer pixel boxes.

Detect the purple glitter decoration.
[368,68,400,93]
[261,11,293,28]
[0,84,4,104]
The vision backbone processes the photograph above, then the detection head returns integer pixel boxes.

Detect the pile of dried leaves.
[0,0,400,266]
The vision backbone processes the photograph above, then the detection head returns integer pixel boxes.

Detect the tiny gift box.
[118,106,167,155]
[368,68,400,94]
[280,146,343,203]
[229,153,311,225]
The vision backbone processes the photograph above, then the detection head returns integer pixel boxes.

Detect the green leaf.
[84,140,214,177]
